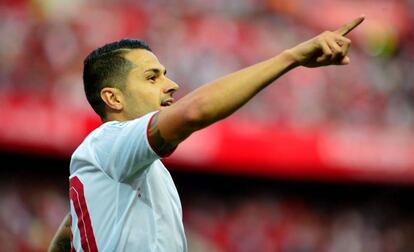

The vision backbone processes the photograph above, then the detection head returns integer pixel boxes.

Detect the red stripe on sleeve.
[70,176,98,252]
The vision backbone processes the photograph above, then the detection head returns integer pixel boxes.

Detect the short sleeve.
[98,111,161,181]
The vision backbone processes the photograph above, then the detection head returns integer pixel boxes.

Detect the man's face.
[122,49,179,119]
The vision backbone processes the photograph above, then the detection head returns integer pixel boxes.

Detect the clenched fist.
[285,16,365,68]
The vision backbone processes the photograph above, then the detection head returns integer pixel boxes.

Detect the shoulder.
[93,111,159,133]
[71,111,159,158]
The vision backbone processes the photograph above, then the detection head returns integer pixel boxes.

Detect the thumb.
[340,56,350,65]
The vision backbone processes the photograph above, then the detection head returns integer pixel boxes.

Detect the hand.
[285,16,365,68]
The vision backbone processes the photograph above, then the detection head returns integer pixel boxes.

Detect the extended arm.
[48,213,71,252]
[149,16,365,155]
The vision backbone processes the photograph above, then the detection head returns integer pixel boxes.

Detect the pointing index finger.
[335,16,365,36]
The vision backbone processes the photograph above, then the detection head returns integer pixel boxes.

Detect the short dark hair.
[83,38,152,119]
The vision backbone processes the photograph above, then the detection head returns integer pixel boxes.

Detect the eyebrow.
[144,68,167,75]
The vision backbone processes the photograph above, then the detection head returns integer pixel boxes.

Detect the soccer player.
[48,16,364,252]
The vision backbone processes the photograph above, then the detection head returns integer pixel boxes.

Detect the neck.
[104,110,149,122]
[103,113,129,122]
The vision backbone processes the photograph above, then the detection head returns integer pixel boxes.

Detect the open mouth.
[161,98,174,107]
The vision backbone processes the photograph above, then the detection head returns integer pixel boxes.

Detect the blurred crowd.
[1,0,414,129]
[184,194,414,252]
[0,181,67,252]
[1,179,414,252]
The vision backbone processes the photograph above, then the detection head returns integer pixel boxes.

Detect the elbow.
[182,98,212,129]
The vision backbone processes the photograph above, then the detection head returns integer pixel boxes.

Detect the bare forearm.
[176,51,297,127]
[48,213,71,252]
[153,16,363,149]
[170,16,364,132]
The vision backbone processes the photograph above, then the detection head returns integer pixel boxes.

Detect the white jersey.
[69,111,187,252]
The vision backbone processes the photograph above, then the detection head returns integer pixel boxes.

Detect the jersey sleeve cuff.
[146,111,177,158]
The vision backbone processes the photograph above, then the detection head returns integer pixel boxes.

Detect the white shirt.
[69,111,187,252]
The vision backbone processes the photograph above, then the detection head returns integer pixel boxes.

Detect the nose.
[164,77,179,94]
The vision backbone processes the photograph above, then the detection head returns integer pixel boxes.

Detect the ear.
[100,87,124,111]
